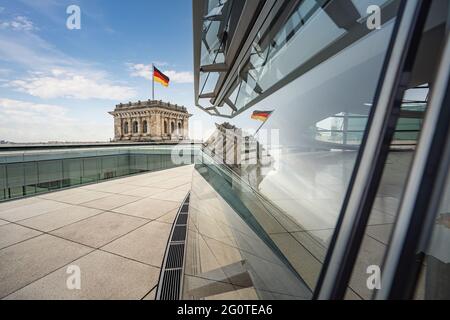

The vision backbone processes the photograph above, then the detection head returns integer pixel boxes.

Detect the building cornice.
[112,100,189,113]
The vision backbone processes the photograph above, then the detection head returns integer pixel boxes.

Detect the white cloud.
[8,69,137,100]
[0,98,68,120]
[128,63,153,80]
[0,98,112,142]
[0,31,137,101]
[163,70,194,84]
[128,63,193,84]
[0,15,36,31]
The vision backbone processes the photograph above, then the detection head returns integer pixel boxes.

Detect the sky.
[0,0,216,142]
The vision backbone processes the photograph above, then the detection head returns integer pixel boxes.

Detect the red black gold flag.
[153,66,170,87]
[251,110,273,122]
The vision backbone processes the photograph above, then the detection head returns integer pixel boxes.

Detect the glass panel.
[351,0,392,17]
[100,156,117,180]
[200,72,220,95]
[38,160,63,191]
[227,0,396,112]
[23,162,38,196]
[0,147,200,202]
[345,0,448,299]
[185,160,312,299]
[6,163,24,199]
[188,0,403,299]
[81,158,99,183]
[130,154,148,173]
[117,154,131,177]
[416,172,450,299]
[63,158,82,187]
[0,164,5,201]
[200,0,232,67]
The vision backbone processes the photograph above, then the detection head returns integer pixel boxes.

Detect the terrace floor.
[0,165,194,300]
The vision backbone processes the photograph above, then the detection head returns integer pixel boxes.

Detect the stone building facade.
[109,100,191,142]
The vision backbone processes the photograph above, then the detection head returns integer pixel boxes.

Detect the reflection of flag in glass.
[153,66,170,87]
[251,110,273,122]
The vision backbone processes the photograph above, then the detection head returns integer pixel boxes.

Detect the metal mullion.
[377,30,450,300]
[315,0,430,300]
[192,0,206,105]
[213,0,402,120]
[210,0,265,96]
[212,0,279,106]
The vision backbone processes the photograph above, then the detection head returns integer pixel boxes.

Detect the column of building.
[126,113,132,139]
[161,112,166,138]
[146,113,151,137]
[138,113,144,137]
[114,115,121,140]
[183,116,189,139]
[169,113,177,140]
[151,112,161,140]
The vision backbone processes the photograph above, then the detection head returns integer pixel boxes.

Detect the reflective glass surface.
[184,156,312,299]
[201,0,229,67]
[345,0,448,299]
[224,0,395,113]
[187,0,403,299]
[417,171,450,299]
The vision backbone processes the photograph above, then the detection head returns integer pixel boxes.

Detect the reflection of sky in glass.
[224,0,400,116]
[233,21,396,139]
[224,20,397,237]
[230,1,347,112]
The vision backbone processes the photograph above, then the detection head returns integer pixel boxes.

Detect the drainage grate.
[156,192,190,300]
[172,225,187,242]
[176,213,188,225]
[166,243,185,269]
[159,269,182,300]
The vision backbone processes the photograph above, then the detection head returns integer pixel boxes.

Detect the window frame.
[376,28,450,300]
[314,0,433,300]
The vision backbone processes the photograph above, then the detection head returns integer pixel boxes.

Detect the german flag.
[153,66,170,87]
[251,110,273,122]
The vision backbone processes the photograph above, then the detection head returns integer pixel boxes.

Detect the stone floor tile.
[0,234,92,298]
[0,223,42,249]
[112,198,180,220]
[18,205,103,232]
[102,221,172,267]
[5,250,159,300]
[119,186,167,197]
[0,200,72,222]
[81,194,140,211]
[51,212,148,248]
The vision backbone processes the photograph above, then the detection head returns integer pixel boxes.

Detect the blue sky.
[0,0,215,142]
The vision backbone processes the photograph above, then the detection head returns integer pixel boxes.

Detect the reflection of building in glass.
[109,100,191,142]
[313,86,426,150]
[203,122,274,187]
[190,0,450,300]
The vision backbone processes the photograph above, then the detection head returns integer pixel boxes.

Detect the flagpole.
[152,63,155,100]
[254,120,266,137]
